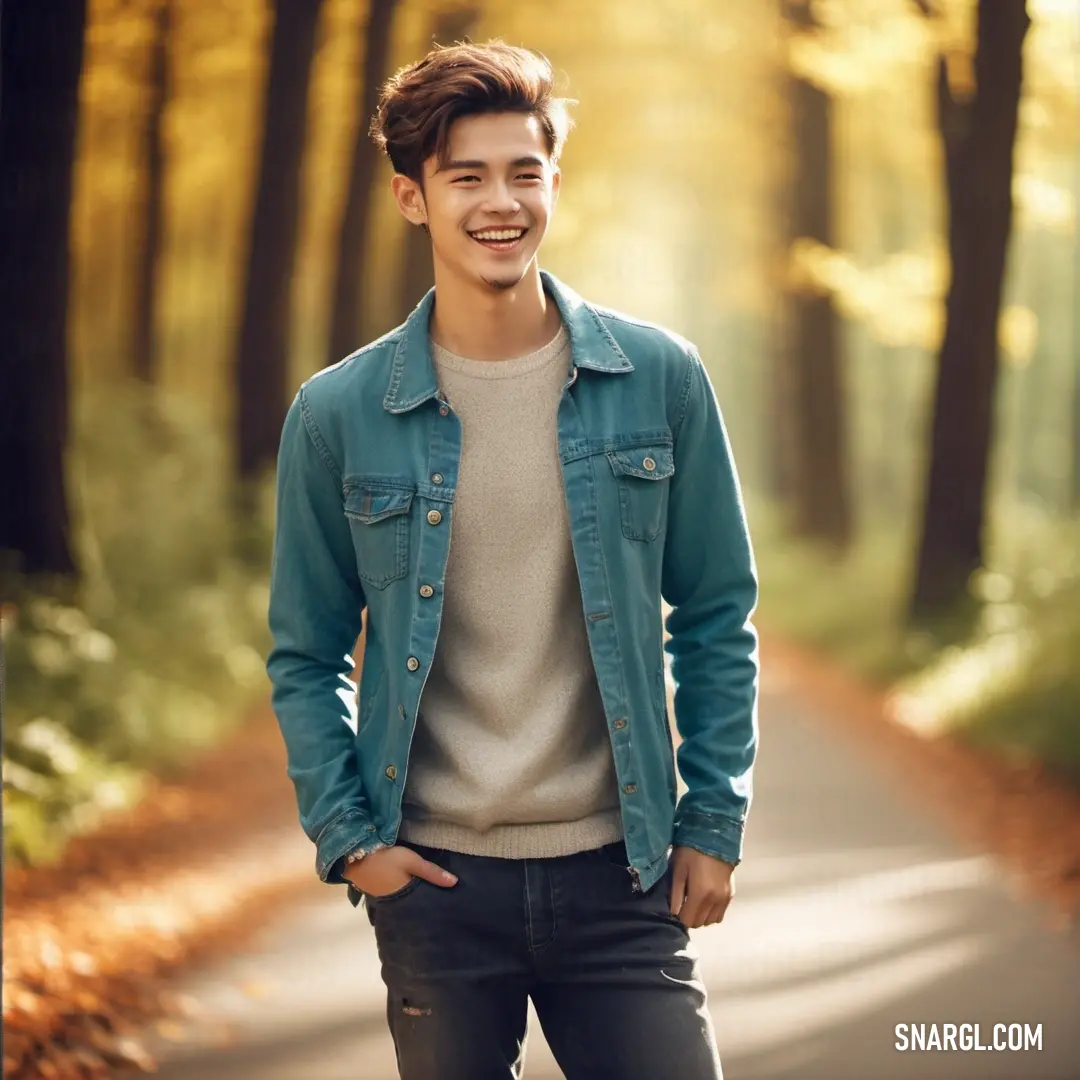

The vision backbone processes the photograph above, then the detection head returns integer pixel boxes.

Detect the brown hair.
[370,40,574,183]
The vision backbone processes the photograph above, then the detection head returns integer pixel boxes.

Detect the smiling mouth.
[468,227,529,252]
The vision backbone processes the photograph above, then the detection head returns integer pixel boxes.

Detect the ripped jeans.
[362,840,724,1080]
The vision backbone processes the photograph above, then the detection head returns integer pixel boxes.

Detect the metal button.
[419,584,434,598]
[613,718,627,729]
[398,703,406,718]
[623,783,637,794]
[431,473,443,485]
[642,457,656,471]
[385,765,397,781]
[439,405,449,417]
[427,509,442,525]
[406,656,420,671]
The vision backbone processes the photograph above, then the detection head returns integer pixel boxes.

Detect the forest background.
[2,0,1078,872]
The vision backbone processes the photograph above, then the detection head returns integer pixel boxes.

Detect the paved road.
[146,668,1080,1079]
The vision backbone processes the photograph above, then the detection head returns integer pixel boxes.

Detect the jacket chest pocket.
[343,484,413,589]
[606,445,674,542]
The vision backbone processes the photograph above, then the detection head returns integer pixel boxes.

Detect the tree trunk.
[394,7,480,328]
[396,212,435,327]
[764,258,797,504]
[1071,203,1080,510]
[235,0,323,481]
[326,0,399,365]
[0,1,86,579]
[131,0,171,384]
[764,87,797,505]
[872,98,909,519]
[782,0,851,550]
[910,1,1030,621]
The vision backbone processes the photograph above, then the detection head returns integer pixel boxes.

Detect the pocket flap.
[606,446,674,481]
[344,486,414,524]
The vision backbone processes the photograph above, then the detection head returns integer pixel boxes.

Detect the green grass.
[750,502,925,682]
[2,382,274,866]
[749,497,1080,781]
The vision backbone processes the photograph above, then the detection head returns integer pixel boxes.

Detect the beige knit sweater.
[396,323,624,859]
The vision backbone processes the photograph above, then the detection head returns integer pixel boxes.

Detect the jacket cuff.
[315,807,382,884]
[673,810,745,867]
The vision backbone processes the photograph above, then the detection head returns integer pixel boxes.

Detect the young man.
[267,39,759,1080]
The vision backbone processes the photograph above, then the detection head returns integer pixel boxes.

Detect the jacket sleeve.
[661,349,759,866]
[266,388,384,883]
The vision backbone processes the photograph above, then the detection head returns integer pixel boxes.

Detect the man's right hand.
[344,844,458,898]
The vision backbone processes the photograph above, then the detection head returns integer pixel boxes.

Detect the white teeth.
[471,229,525,241]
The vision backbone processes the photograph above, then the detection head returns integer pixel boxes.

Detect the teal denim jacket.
[266,270,759,897]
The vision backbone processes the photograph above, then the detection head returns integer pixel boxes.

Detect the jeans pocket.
[365,875,422,904]
[598,839,631,868]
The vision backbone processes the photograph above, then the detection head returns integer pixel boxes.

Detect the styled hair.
[370,40,575,182]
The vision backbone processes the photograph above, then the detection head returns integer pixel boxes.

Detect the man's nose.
[481,181,521,214]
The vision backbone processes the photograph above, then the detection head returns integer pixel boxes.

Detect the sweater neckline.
[430,323,569,380]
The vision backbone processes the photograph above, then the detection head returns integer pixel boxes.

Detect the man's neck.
[428,264,562,362]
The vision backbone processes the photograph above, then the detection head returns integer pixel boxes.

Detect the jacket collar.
[382,269,633,414]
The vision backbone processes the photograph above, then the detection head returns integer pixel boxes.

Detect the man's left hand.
[668,845,735,928]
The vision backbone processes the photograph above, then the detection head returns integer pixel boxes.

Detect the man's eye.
[453,175,481,183]
[517,173,542,181]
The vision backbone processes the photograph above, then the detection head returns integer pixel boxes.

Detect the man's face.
[396,111,560,292]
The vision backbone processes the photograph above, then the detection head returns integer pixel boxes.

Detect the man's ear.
[391,173,427,226]
[550,167,562,207]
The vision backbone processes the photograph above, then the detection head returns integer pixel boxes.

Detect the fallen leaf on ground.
[2,709,313,1080]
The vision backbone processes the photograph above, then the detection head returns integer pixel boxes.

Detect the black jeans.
[363,840,724,1080]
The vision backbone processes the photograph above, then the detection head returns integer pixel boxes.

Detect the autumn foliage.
[3,712,306,1079]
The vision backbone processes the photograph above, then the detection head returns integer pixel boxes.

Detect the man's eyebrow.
[441,155,546,171]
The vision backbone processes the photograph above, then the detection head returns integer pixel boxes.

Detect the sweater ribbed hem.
[398,809,624,861]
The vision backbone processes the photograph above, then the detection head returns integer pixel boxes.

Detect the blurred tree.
[1073,210,1080,510]
[765,80,798,510]
[235,0,324,481]
[395,6,480,327]
[326,0,399,365]
[866,87,912,518]
[0,1,86,578]
[909,0,1030,621]
[131,0,173,384]
[781,0,851,551]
